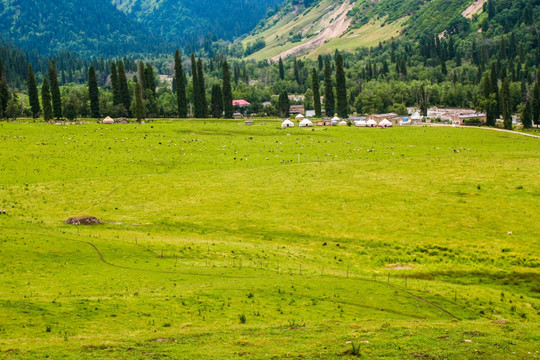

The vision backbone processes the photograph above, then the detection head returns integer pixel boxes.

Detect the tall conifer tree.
[324,59,335,117]
[137,60,145,96]
[88,65,100,118]
[144,63,156,96]
[0,59,8,119]
[335,54,348,118]
[110,62,122,107]
[294,58,300,85]
[490,63,500,115]
[222,60,233,119]
[278,91,290,118]
[49,61,62,119]
[522,99,533,129]
[117,60,131,115]
[533,81,540,127]
[0,82,7,119]
[312,68,321,117]
[41,78,53,121]
[191,54,200,117]
[483,73,497,126]
[27,64,40,118]
[174,50,187,118]
[132,82,146,122]
[278,57,285,80]
[211,84,223,118]
[197,58,207,118]
[501,77,512,129]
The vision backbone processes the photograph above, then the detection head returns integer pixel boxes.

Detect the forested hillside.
[112,0,284,46]
[0,0,155,56]
[0,0,284,57]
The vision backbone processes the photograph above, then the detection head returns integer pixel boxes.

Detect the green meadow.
[0,120,539,359]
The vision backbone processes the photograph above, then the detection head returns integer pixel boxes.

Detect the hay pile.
[65,216,103,225]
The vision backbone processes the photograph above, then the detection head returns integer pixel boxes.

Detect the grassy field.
[308,17,407,59]
[0,120,539,359]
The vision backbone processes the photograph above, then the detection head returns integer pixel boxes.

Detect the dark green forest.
[0,0,284,57]
[0,0,539,129]
[115,0,284,50]
[0,0,156,56]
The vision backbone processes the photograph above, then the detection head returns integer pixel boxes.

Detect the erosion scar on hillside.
[271,0,355,61]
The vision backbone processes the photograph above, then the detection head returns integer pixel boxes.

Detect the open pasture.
[0,120,539,359]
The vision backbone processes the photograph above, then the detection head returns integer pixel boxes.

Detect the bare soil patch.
[65,216,103,225]
[462,0,487,19]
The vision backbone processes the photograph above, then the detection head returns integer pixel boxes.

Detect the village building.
[305,109,326,117]
[289,105,305,115]
[453,113,486,125]
[410,111,424,124]
[368,113,398,124]
[387,116,403,126]
[233,99,251,107]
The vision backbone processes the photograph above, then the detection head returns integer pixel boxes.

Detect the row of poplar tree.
[12,50,351,122]
[19,58,152,122]
[15,51,237,121]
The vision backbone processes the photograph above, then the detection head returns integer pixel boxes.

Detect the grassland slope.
[244,0,480,59]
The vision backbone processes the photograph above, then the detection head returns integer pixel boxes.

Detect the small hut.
[379,119,393,128]
[281,119,294,128]
[366,119,377,127]
[295,113,305,120]
[299,118,313,127]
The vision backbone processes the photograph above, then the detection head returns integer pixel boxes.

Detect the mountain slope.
[243,0,487,60]
[0,0,154,56]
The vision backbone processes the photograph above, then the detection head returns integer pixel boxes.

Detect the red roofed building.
[233,99,251,107]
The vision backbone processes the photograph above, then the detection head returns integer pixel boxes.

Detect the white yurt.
[331,116,341,122]
[281,119,294,128]
[295,113,305,120]
[355,120,367,127]
[366,119,377,127]
[379,119,393,128]
[102,116,114,124]
[299,118,313,127]
[338,120,348,126]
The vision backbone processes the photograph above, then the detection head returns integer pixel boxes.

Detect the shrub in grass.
[239,314,246,324]
[350,342,362,357]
